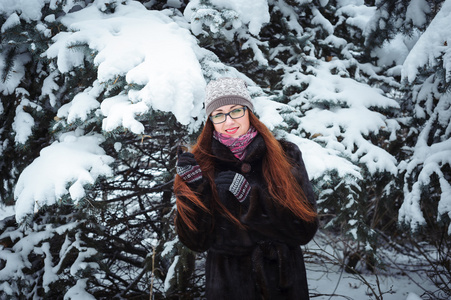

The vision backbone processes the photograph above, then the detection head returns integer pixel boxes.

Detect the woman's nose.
[224,114,235,125]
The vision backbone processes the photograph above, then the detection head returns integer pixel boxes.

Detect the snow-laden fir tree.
[366,0,450,239]
[365,0,450,295]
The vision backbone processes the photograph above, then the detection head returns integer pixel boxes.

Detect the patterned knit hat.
[205,77,254,116]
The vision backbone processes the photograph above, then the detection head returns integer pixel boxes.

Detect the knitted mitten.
[176,152,202,184]
[215,171,250,202]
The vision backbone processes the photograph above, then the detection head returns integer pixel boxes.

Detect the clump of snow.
[211,0,270,35]
[405,0,431,28]
[0,12,20,32]
[14,131,114,223]
[311,7,334,35]
[0,0,80,22]
[57,82,102,123]
[338,2,375,33]
[0,53,29,96]
[64,279,96,300]
[161,237,178,257]
[100,94,148,134]
[284,133,362,181]
[164,255,179,293]
[371,33,411,67]
[41,69,60,107]
[12,89,42,144]
[185,0,270,36]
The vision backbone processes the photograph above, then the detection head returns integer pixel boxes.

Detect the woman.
[174,77,318,299]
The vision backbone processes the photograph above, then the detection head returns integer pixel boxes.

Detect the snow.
[0,12,20,33]
[311,7,334,35]
[253,96,287,131]
[371,33,411,67]
[12,94,41,145]
[13,131,114,223]
[161,237,179,257]
[57,82,102,124]
[0,0,45,22]
[164,255,179,293]
[285,133,362,181]
[64,279,96,300]
[406,293,424,300]
[41,70,60,107]
[210,0,270,35]
[0,204,14,220]
[399,101,451,233]
[45,1,206,129]
[100,94,148,134]
[291,62,400,175]
[306,232,437,300]
[185,0,270,36]
[337,0,375,32]
[402,0,451,83]
[0,53,29,96]
[405,0,431,28]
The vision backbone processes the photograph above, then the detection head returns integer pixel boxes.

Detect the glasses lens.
[210,113,225,124]
[230,108,245,119]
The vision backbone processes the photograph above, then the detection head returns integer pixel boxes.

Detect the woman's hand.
[176,150,202,184]
[215,171,250,202]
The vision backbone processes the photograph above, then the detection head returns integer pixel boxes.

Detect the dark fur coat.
[175,134,318,300]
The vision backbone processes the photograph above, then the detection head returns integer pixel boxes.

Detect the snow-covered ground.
[306,232,436,300]
[309,267,429,300]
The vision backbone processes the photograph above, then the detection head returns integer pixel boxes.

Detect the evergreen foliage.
[0,0,449,298]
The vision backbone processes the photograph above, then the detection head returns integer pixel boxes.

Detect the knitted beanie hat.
[204,77,254,116]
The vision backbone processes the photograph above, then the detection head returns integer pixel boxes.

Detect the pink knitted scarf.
[213,126,258,160]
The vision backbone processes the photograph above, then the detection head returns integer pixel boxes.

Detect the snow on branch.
[399,92,451,233]
[185,0,270,36]
[44,1,206,131]
[402,0,451,84]
[14,132,114,223]
[293,62,400,175]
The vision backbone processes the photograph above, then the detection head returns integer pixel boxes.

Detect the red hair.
[174,111,317,231]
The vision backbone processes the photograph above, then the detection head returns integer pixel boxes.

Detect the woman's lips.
[225,127,239,135]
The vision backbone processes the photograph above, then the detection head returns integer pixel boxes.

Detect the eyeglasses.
[209,107,247,124]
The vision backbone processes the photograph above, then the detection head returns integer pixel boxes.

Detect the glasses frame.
[209,106,248,124]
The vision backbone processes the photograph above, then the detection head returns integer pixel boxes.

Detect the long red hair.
[174,111,317,231]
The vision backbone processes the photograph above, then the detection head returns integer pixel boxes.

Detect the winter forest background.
[0,0,450,299]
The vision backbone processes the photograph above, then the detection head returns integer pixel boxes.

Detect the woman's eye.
[230,108,243,116]
[212,114,223,119]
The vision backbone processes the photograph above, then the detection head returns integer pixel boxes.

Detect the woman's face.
[211,104,250,138]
